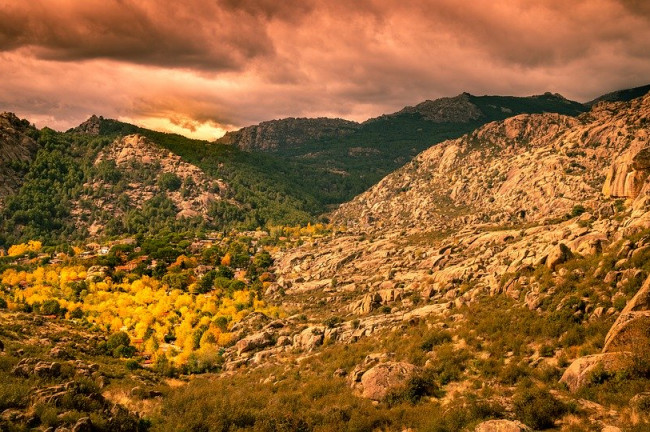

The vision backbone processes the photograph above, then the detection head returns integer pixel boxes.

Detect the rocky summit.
[215,117,360,152]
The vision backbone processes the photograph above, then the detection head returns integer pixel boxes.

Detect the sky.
[1,0,649,140]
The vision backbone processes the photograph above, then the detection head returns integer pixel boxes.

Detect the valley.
[1,87,650,431]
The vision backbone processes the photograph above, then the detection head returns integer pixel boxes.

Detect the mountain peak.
[0,112,32,130]
[73,114,103,135]
[215,117,360,152]
[539,91,568,100]
[390,93,483,123]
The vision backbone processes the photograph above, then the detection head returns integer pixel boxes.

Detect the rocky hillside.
[334,94,650,231]
[3,92,650,431]
[216,117,360,152]
[76,134,232,235]
[0,115,324,246]
[208,93,650,430]
[214,91,589,210]
[0,113,39,207]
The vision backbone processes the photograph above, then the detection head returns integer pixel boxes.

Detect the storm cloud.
[1,0,649,139]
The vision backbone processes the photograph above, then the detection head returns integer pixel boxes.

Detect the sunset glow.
[1,0,649,138]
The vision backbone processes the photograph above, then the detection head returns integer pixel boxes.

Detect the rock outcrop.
[73,114,102,135]
[216,117,360,152]
[560,352,632,392]
[392,93,483,123]
[350,361,418,401]
[0,112,39,206]
[603,147,650,199]
[235,331,274,355]
[80,134,231,231]
[562,275,650,391]
[474,420,531,432]
[602,276,650,353]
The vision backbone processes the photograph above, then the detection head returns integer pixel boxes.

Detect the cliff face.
[0,113,39,207]
[216,117,360,152]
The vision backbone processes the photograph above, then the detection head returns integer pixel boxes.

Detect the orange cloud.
[0,0,648,139]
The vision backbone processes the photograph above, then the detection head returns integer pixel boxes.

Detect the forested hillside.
[0,118,324,247]
[217,92,588,207]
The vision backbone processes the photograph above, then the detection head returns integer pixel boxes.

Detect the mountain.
[0,116,326,246]
[586,83,650,106]
[244,92,650,429]
[377,91,586,123]
[0,86,640,246]
[216,92,588,208]
[216,117,360,152]
[2,92,650,431]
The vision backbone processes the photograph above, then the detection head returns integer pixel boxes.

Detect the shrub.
[158,173,182,191]
[69,308,84,319]
[420,329,452,351]
[539,344,555,357]
[0,379,30,410]
[499,362,530,385]
[125,359,141,371]
[106,331,136,358]
[570,205,586,218]
[385,369,440,405]
[41,299,61,315]
[113,344,136,358]
[323,316,342,328]
[513,385,566,429]
[107,331,131,350]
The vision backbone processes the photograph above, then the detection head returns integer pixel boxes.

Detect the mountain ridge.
[1,84,648,246]
[216,91,588,153]
[586,83,650,106]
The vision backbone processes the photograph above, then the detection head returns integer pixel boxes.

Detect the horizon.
[5,85,647,142]
[1,1,650,140]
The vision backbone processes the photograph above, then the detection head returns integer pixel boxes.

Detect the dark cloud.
[0,1,278,70]
[0,0,648,139]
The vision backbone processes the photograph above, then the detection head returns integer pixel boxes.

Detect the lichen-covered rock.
[235,331,274,355]
[560,352,632,392]
[355,361,418,401]
[603,275,650,353]
[474,420,531,432]
[293,326,324,351]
